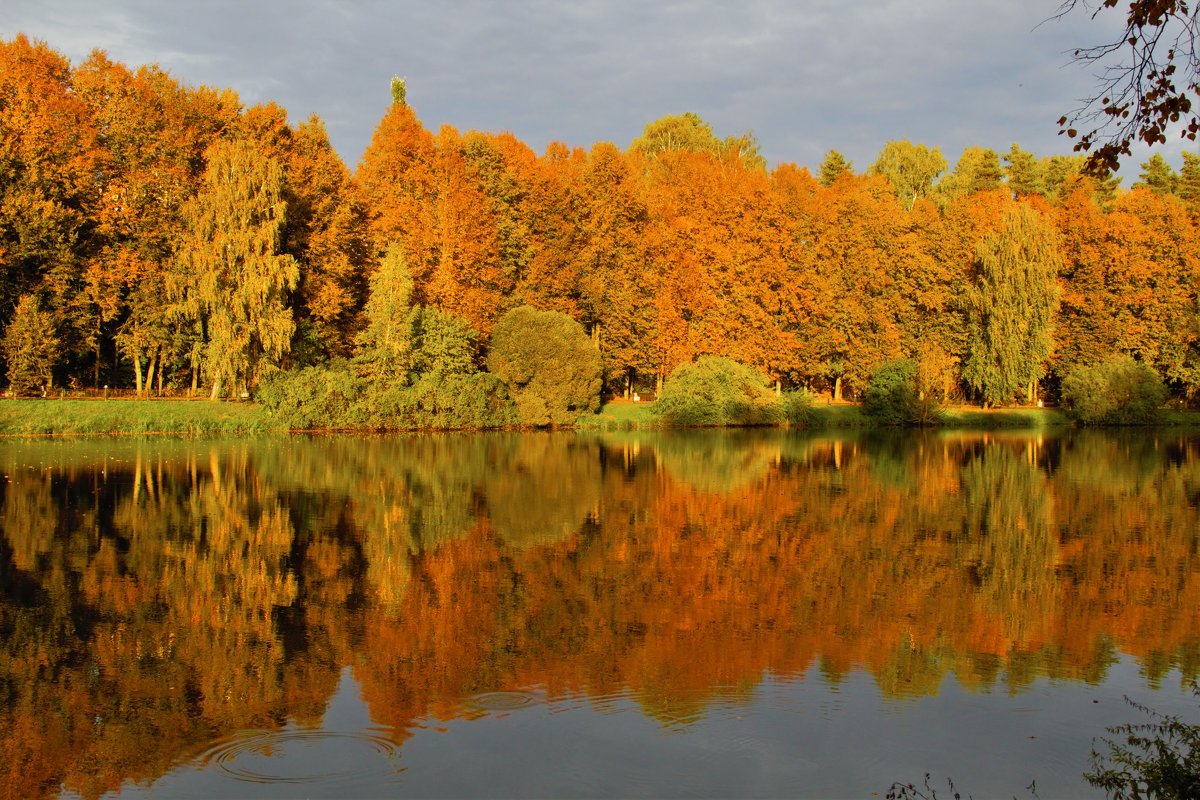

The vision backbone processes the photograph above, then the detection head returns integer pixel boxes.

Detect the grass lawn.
[576,398,661,429]
[939,405,1071,429]
[8,396,1200,437]
[579,399,1200,432]
[0,398,275,436]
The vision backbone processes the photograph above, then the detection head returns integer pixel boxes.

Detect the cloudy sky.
[5,0,1186,176]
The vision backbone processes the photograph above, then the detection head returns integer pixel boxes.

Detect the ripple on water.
[199,728,403,785]
[465,690,539,712]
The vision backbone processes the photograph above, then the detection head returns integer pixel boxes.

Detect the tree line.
[4,34,1200,406]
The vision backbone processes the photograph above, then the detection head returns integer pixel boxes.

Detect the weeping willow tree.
[962,205,1062,407]
[173,140,298,399]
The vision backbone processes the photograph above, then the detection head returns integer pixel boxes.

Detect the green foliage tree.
[354,243,417,382]
[938,147,1003,203]
[962,205,1062,406]
[629,112,764,169]
[818,149,854,186]
[1003,144,1045,197]
[869,140,947,209]
[1136,153,1179,194]
[1061,356,1167,425]
[487,305,602,426]
[1179,152,1200,206]
[173,140,298,399]
[653,356,783,426]
[862,359,942,426]
[2,294,59,393]
[409,306,478,378]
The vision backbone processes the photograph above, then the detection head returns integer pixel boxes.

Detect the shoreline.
[4,397,1199,438]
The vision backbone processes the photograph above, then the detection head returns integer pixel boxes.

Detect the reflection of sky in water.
[93,658,1195,799]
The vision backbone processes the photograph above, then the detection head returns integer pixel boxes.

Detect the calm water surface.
[1,429,1197,799]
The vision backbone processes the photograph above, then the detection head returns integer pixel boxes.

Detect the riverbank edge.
[4,397,1200,437]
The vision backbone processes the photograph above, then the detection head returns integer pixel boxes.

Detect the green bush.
[781,389,818,426]
[653,357,783,427]
[366,373,518,430]
[487,306,602,427]
[256,361,364,430]
[863,359,942,426]
[1061,356,1167,425]
[258,361,517,431]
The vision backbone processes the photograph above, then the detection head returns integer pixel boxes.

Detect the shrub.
[1085,684,1200,800]
[258,362,518,431]
[653,357,783,427]
[487,306,602,427]
[1061,356,1167,425]
[256,361,364,430]
[863,359,942,426]
[368,373,518,430]
[781,389,818,426]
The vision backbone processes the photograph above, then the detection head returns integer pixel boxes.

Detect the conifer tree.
[962,205,1062,406]
[939,147,1004,202]
[818,150,853,186]
[2,294,59,393]
[1179,152,1200,207]
[1003,144,1045,197]
[354,243,417,383]
[1136,153,1178,195]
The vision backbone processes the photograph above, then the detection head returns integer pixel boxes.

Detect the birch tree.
[174,140,297,399]
[962,204,1062,406]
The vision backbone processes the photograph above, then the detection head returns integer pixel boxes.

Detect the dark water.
[1,429,1197,799]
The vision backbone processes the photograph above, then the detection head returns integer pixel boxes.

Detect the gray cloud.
[4,0,1181,175]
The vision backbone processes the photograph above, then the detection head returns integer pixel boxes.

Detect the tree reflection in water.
[0,430,1197,797]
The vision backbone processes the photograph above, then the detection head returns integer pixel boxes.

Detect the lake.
[1,429,1197,798]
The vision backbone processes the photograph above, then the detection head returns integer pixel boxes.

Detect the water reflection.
[0,430,1197,798]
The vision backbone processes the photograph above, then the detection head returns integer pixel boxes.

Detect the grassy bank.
[577,399,1200,431]
[4,396,1199,437]
[579,399,1073,430]
[0,399,274,436]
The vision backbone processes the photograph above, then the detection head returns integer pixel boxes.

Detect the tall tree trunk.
[210,376,221,401]
[656,371,663,398]
[834,376,843,402]
[134,352,144,396]
[145,354,157,400]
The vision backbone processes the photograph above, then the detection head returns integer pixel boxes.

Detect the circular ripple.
[466,690,538,712]
[200,729,401,785]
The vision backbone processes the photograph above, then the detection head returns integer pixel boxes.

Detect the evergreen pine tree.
[2,294,60,393]
[818,150,853,186]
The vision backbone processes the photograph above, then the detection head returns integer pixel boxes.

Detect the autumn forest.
[4,35,1200,406]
